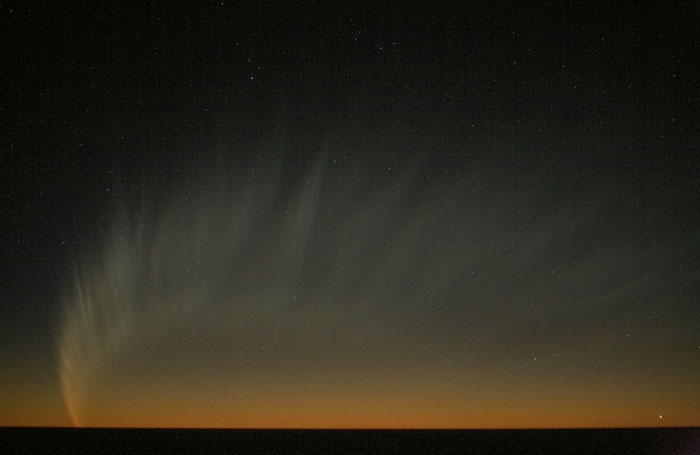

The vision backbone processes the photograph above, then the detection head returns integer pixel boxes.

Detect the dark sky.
[1,2,699,428]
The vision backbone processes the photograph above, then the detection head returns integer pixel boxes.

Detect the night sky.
[2,2,699,428]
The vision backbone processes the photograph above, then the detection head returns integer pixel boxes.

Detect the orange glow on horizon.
[51,376,700,429]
